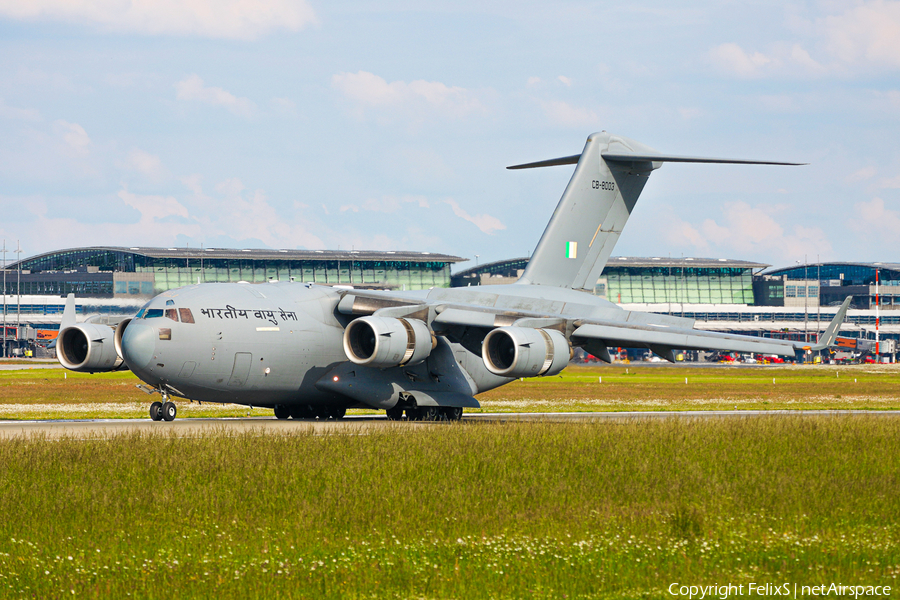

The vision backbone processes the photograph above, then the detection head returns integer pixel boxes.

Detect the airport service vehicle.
[56,132,851,421]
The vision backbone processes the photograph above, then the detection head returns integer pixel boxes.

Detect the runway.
[0,410,897,439]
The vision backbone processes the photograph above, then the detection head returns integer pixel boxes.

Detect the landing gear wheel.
[442,407,463,421]
[149,401,163,421]
[411,407,440,421]
[386,406,404,421]
[290,404,315,420]
[274,404,290,420]
[327,406,347,420]
[162,401,177,421]
[313,406,330,420]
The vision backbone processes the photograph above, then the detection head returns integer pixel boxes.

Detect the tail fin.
[511,131,804,291]
[807,296,852,352]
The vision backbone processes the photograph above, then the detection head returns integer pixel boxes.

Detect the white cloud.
[852,197,900,242]
[879,175,900,189]
[52,120,90,155]
[710,1,900,78]
[124,148,167,180]
[541,100,600,128]
[664,202,832,262]
[846,166,877,183]
[175,74,255,117]
[709,43,773,77]
[182,176,325,249]
[0,98,40,121]
[818,0,900,69]
[332,71,486,120]
[557,75,572,86]
[119,187,190,222]
[677,107,703,120]
[526,76,541,87]
[0,0,317,40]
[270,97,296,116]
[443,198,505,234]
[340,195,430,214]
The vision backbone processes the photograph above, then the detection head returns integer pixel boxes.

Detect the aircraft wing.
[336,290,852,361]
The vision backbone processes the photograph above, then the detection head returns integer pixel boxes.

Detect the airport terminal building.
[3,246,465,298]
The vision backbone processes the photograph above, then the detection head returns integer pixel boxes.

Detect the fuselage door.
[227,352,253,387]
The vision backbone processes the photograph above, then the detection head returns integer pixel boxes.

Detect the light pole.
[2,240,6,358]
[16,240,22,354]
[804,254,808,345]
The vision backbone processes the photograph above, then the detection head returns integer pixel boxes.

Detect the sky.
[1,0,899,272]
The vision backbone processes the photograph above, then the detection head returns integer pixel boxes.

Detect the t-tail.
[510,131,805,291]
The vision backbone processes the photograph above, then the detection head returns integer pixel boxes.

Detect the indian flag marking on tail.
[565,241,577,259]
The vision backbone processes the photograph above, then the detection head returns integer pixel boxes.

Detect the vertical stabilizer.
[515,132,660,291]
[511,132,803,291]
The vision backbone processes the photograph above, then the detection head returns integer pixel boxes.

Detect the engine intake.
[482,326,569,377]
[343,316,434,368]
[57,323,126,372]
[114,318,132,360]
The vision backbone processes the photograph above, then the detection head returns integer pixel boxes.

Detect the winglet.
[60,293,76,330]
[806,296,852,352]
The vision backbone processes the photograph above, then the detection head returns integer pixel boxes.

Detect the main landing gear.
[273,403,347,420]
[149,392,177,422]
[386,406,463,422]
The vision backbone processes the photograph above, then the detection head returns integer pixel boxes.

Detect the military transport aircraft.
[55,131,851,422]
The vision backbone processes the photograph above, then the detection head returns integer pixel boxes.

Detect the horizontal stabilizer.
[601,152,806,166]
[507,153,805,170]
[507,154,581,170]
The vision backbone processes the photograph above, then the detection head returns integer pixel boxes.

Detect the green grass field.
[1,418,898,598]
[1,363,899,419]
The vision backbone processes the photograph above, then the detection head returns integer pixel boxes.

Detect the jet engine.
[57,323,126,372]
[343,316,435,368]
[113,318,132,360]
[482,326,570,377]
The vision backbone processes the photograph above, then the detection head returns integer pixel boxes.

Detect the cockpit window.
[179,308,195,324]
[134,301,152,319]
[145,309,164,319]
[165,308,179,321]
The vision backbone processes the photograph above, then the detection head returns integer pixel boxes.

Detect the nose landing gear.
[149,391,177,421]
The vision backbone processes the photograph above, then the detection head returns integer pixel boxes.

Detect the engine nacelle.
[343,316,435,368]
[482,326,570,377]
[57,323,125,372]
[114,318,132,361]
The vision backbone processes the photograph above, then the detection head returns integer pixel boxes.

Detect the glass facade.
[603,266,754,304]
[3,279,114,296]
[8,248,458,294]
[767,264,900,286]
[135,258,452,292]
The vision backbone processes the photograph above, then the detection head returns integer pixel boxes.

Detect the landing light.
[333,376,339,382]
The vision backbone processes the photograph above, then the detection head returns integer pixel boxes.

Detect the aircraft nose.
[121,321,156,371]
